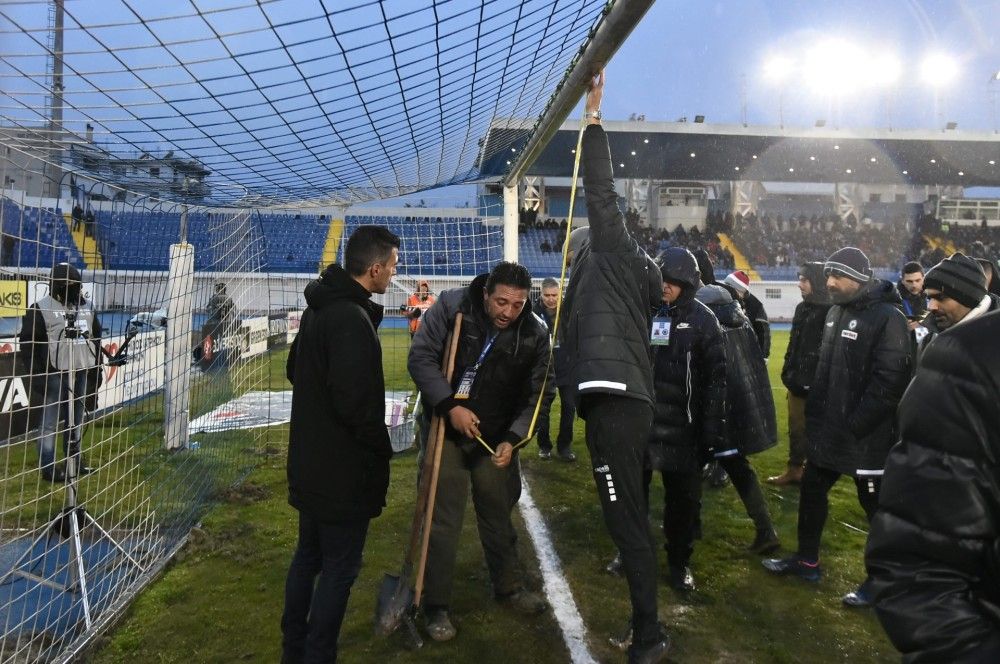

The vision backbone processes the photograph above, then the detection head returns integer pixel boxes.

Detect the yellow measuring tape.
[509,118,588,452]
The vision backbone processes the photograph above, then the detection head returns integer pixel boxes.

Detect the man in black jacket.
[916,253,998,358]
[533,277,575,462]
[770,262,830,486]
[895,261,926,328]
[408,261,552,642]
[560,71,669,663]
[722,270,770,359]
[763,247,912,609]
[650,248,727,592]
[281,225,399,663]
[866,310,1000,662]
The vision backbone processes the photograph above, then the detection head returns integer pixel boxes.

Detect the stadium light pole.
[763,56,794,129]
[501,0,655,259]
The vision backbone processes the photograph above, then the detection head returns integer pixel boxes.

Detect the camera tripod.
[0,341,144,630]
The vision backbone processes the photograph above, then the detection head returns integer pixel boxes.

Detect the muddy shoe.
[748,527,781,555]
[424,609,456,642]
[498,590,547,615]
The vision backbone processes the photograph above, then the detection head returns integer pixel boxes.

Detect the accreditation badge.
[454,367,476,399]
[650,316,671,346]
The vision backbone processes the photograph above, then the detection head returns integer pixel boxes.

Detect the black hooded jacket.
[805,279,913,476]
[560,125,662,413]
[781,262,832,397]
[866,310,1000,663]
[647,287,727,473]
[697,284,777,456]
[740,291,771,359]
[286,264,391,522]
[408,274,553,447]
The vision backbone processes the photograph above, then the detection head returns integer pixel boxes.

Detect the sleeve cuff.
[434,397,459,417]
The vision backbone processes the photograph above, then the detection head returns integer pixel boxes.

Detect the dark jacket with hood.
[866,310,1000,663]
[697,284,777,456]
[895,280,927,320]
[694,247,770,358]
[561,125,662,414]
[408,274,553,448]
[286,264,391,522]
[915,292,1000,363]
[648,264,727,473]
[805,278,913,476]
[781,262,832,397]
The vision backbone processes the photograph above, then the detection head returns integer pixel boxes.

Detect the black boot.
[628,623,671,664]
[748,527,780,555]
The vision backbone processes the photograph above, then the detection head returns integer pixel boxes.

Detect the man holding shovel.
[281,226,399,663]
[407,261,553,641]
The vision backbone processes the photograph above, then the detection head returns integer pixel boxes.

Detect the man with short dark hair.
[896,261,926,330]
[281,224,400,663]
[764,247,912,609]
[560,71,669,662]
[534,277,575,461]
[408,261,553,642]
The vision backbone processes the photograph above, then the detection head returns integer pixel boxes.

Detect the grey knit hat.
[824,247,871,283]
[924,252,987,309]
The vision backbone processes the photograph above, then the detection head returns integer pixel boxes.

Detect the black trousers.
[281,512,370,663]
[718,453,773,532]
[644,468,702,570]
[581,394,659,645]
[537,384,576,453]
[797,463,881,562]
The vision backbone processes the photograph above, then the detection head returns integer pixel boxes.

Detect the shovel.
[375,312,463,644]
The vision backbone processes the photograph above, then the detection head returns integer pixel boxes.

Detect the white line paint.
[518,475,596,664]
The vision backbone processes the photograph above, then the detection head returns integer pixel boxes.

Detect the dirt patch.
[217,482,272,505]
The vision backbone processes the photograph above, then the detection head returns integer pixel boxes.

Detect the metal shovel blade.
[374,571,413,637]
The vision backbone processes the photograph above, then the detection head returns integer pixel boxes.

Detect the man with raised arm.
[560,71,669,664]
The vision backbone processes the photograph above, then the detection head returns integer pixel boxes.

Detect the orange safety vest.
[406,292,436,334]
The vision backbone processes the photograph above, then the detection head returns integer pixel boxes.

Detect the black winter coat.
[561,125,662,414]
[698,285,777,456]
[740,291,771,359]
[647,289,727,473]
[805,279,912,476]
[286,265,391,522]
[781,269,831,397]
[408,274,553,447]
[895,280,926,320]
[866,310,1000,663]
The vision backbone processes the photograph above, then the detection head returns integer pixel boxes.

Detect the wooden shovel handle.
[413,312,463,606]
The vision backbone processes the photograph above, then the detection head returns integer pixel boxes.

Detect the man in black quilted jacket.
[866,310,1000,662]
[763,247,912,609]
[560,71,668,663]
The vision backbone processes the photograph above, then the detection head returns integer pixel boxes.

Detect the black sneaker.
[556,450,577,463]
[605,552,623,575]
[627,624,671,664]
[762,555,822,582]
[668,565,695,592]
[707,463,730,488]
[41,464,66,483]
[748,527,781,555]
[538,449,552,460]
[608,623,632,651]
[842,584,873,608]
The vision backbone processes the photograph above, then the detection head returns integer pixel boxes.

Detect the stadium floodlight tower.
[501,0,656,262]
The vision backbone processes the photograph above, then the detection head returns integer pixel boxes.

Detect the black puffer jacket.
[741,291,771,359]
[408,274,553,447]
[781,262,831,396]
[698,285,777,456]
[561,125,662,414]
[647,289,727,473]
[866,310,1000,663]
[286,265,391,522]
[805,279,912,476]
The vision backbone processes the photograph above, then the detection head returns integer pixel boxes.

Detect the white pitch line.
[518,475,597,664]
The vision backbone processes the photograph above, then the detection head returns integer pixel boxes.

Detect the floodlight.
[764,56,795,83]
[945,121,957,130]
[694,115,705,123]
[803,39,864,90]
[866,54,902,87]
[920,53,959,87]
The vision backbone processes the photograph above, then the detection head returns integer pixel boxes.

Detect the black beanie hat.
[824,247,871,283]
[923,252,987,309]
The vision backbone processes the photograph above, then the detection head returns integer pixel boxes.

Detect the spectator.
[771,262,830,486]
[83,207,95,238]
[540,239,552,254]
[533,277,575,462]
[763,247,912,609]
[408,262,552,641]
[1,232,17,266]
[402,279,437,339]
[865,310,1000,662]
[918,253,998,356]
[71,203,83,232]
[281,226,399,663]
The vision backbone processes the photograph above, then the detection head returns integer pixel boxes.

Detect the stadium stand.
[0,199,84,269]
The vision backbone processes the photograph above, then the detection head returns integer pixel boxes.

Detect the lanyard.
[471,331,499,371]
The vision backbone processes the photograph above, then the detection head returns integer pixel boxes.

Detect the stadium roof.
[479,119,1000,187]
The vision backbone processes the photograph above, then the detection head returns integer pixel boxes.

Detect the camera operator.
[19,263,105,482]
